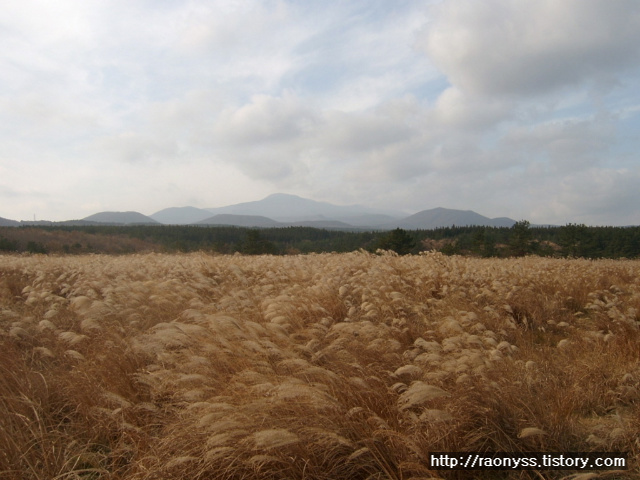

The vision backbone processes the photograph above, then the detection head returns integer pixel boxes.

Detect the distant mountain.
[82,211,159,225]
[384,207,516,229]
[146,194,518,229]
[204,193,406,223]
[8,194,519,230]
[0,216,19,227]
[150,206,214,224]
[197,214,282,228]
[192,208,516,230]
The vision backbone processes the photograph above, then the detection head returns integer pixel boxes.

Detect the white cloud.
[503,116,617,172]
[1,0,639,226]
[420,0,640,97]
[532,167,640,225]
[90,132,180,165]
[433,87,513,130]
[213,94,317,147]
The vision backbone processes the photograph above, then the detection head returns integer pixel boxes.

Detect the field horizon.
[1,251,639,479]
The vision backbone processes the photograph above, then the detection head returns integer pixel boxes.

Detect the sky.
[1,0,639,225]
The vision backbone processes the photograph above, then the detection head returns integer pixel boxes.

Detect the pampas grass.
[397,382,451,411]
[518,427,548,438]
[252,429,300,449]
[0,251,639,479]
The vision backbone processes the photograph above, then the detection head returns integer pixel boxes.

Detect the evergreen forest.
[1,222,639,258]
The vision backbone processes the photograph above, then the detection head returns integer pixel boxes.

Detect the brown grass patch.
[1,251,638,479]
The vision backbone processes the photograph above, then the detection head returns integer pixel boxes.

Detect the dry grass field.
[1,251,639,480]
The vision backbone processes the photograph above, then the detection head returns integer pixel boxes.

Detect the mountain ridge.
[199,193,408,223]
[150,195,516,229]
[2,194,518,229]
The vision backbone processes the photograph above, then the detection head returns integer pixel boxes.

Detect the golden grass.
[0,251,639,479]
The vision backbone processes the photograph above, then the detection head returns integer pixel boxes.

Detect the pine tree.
[509,220,532,257]
[377,228,416,255]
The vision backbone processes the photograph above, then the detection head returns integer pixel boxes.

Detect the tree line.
[1,222,639,258]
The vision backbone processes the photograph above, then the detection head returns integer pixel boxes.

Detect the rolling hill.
[0,216,20,227]
[150,206,215,224]
[82,211,159,225]
[384,207,516,229]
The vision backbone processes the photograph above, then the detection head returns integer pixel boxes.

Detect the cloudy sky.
[1,0,639,225]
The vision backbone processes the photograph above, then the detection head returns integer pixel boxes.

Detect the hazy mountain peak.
[82,211,158,225]
[384,207,516,229]
[150,206,213,225]
[204,193,406,222]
